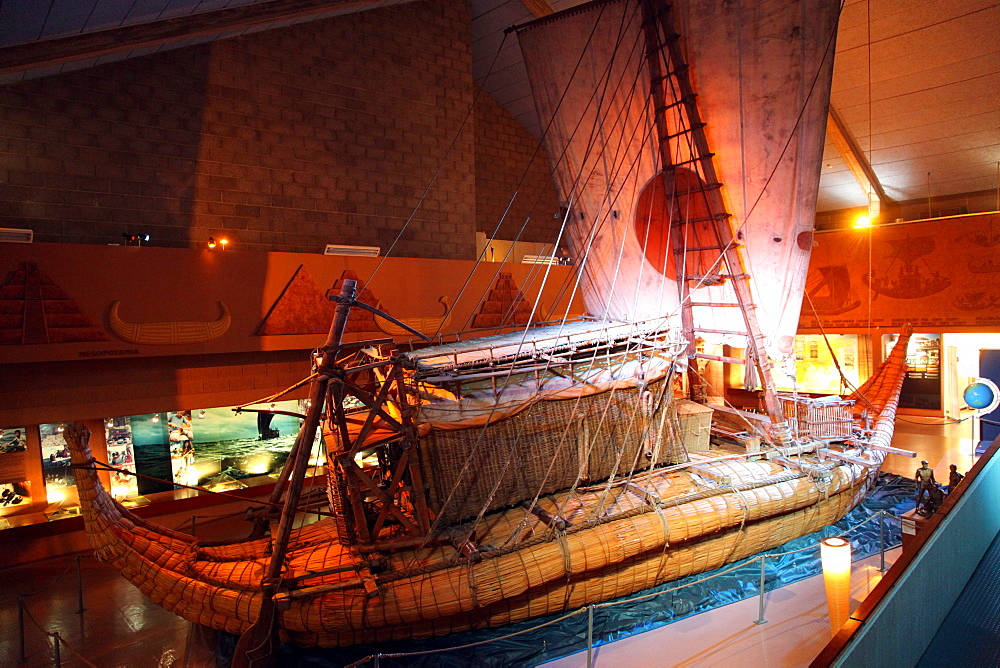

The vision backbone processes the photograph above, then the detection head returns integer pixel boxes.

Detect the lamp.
[122,233,150,246]
[208,237,217,249]
[219,238,229,249]
[151,414,160,423]
[198,410,206,419]
[821,536,852,635]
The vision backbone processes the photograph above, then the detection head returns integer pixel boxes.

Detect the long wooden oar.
[232,279,358,668]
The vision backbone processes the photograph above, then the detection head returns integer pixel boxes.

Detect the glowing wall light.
[821,536,852,635]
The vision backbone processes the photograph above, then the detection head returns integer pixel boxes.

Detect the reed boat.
[107,300,232,345]
[62,0,913,665]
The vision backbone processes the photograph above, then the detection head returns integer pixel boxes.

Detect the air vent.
[522,254,561,265]
[0,227,33,243]
[323,244,380,257]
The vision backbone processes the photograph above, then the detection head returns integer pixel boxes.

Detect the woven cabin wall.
[575,382,686,482]
[419,380,687,524]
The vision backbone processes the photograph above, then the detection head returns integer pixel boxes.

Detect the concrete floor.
[0,415,970,668]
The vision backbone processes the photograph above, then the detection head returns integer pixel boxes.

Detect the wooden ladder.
[640,0,789,438]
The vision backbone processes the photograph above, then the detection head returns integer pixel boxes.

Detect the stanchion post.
[18,594,26,663]
[879,510,886,573]
[754,556,767,625]
[52,632,61,665]
[191,514,197,537]
[587,604,594,668]
[75,555,85,614]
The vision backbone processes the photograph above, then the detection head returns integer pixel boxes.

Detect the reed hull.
[67,423,879,648]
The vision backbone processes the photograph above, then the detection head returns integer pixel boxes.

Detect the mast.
[639,0,791,442]
[234,279,360,667]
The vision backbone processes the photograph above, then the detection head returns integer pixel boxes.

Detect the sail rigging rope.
[407,2,646,561]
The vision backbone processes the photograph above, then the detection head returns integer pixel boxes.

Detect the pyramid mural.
[257,266,384,335]
[0,262,109,345]
[471,272,536,329]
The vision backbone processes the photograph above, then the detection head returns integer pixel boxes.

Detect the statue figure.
[947,464,965,494]
[915,460,936,507]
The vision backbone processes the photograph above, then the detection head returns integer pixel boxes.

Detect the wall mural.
[862,235,950,300]
[0,243,580,364]
[805,266,861,316]
[0,427,28,486]
[799,213,1000,332]
[257,266,389,335]
[257,265,340,335]
[471,272,536,329]
[0,262,108,345]
[104,418,139,499]
[39,423,77,512]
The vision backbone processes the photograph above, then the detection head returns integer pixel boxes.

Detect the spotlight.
[198,410,206,419]
[151,414,160,423]
[106,418,114,428]
[853,215,871,229]
[219,238,229,249]
[56,423,65,433]
[208,237,217,249]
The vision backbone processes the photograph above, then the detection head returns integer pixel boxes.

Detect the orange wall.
[0,243,583,425]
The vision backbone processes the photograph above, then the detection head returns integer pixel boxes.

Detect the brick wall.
[474,89,561,245]
[0,2,478,260]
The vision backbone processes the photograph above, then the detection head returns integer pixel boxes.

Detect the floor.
[544,550,900,668]
[0,415,972,668]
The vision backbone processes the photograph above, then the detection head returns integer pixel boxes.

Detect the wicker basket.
[778,394,854,442]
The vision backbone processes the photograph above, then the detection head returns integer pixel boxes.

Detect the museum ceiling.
[0,0,997,215]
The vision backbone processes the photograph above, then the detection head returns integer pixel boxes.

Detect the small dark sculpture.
[917,484,945,518]
[915,460,936,507]
[947,464,964,494]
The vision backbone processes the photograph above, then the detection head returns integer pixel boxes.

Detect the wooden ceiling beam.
[827,104,897,219]
[520,0,556,18]
[0,0,415,76]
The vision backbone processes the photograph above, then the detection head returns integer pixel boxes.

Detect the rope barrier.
[20,597,100,667]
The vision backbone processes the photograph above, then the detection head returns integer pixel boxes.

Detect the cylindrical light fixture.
[821,536,852,635]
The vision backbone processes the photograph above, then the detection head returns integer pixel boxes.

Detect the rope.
[20,600,100,668]
[18,556,78,598]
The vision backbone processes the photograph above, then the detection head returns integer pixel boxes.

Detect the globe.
[964,382,996,410]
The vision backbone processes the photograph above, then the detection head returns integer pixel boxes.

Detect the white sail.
[516,0,838,356]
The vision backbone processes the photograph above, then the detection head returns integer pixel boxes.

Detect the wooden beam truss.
[324,345,431,548]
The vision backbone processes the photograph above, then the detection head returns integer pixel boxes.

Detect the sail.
[516,0,838,356]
